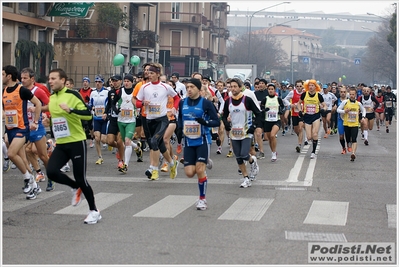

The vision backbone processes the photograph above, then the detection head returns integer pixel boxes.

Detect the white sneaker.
[196,199,207,210]
[23,177,33,194]
[26,185,42,200]
[240,177,252,188]
[216,146,222,154]
[310,153,316,159]
[11,162,17,169]
[249,156,259,181]
[84,210,102,224]
[60,163,71,172]
[271,152,277,162]
[89,140,94,148]
[206,158,213,169]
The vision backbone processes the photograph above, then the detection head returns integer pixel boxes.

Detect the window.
[172,3,180,20]
[171,31,181,56]
[18,27,31,69]
[38,3,51,16]
[19,3,34,13]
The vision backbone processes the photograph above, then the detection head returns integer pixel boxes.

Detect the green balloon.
[113,54,125,66]
[130,55,140,66]
[342,75,346,79]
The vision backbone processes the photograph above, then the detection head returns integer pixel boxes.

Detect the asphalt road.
[2,121,397,265]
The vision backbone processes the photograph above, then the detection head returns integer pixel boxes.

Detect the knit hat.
[124,74,134,82]
[82,77,90,83]
[187,78,202,90]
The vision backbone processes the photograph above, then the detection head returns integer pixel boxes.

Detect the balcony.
[131,29,156,48]
[159,45,217,61]
[160,11,203,27]
[54,23,117,42]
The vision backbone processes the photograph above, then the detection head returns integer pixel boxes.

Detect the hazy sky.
[227,1,396,16]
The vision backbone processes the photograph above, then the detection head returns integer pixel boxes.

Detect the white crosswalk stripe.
[218,198,274,221]
[304,200,349,226]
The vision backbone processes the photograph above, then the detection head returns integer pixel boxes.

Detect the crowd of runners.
[2,63,396,223]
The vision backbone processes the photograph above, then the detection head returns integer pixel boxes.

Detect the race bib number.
[231,127,244,139]
[121,108,134,118]
[305,104,316,115]
[364,105,372,113]
[267,109,278,121]
[5,110,18,128]
[183,121,201,139]
[385,101,392,108]
[348,111,357,122]
[148,104,161,115]
[94,106,104,117]
[52,117,71,140]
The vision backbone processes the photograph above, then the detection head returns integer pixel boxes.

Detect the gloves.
[262,107,270,112]
[195,117,208,126]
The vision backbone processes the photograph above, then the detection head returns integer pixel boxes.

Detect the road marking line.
[286,155,305,182]
[386,204,396,228]
[285,231,347,242]
[304,200,349,226]
[3,191,63,212]
[133,195,198,218]
[218,198,274,221]
[54,192,132,215]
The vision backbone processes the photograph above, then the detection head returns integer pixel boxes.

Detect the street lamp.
[265,18,300,40]
[361,26,378,33]
[247,2,290,62]
[366,12,389,21]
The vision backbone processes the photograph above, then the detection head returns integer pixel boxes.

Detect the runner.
[383,86,396,133]
[223,78,260,187]
[2,65,43,200]
[374,89,385,131]
[320,84,337,138]
[78,77,94,148]
[45,68,101,224]
[135,63,180,180]
[358,86,379,145]
[177,78,220,209]
[333,86,351,154]
[296,79,327,159]
[337,87,366,161]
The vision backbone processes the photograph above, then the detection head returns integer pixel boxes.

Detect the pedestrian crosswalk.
[3,192,395,233]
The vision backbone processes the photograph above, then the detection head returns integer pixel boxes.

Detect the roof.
[253,25,320,39]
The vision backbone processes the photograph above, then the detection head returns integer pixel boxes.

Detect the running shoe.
[249,156,259,181]
[341,148,347,154]
[46,180,55,191]
[26,185,41,200]
[196,199,207,210]
[145,169,153,179]
[117,160,124,170]
[206,158,213,170]
[60,164,71,172]
[257,152,265,159]
[89,140,94,148]
[11,162,17,169]
[350,153,356,162]
[304,140,309,146]
[282,130,286,136]
[35,171,45,182]
[347,147,352,153]
[226,150,233,158]
[361,134,364,140]
[108,145,113,151]
[271,152,277,162]
[23,177,33,194]
[176,144,182,155]
[119,164,128,174]
[295,145,301,153]
[310,153,316,159]
[95,157,104,165]
[170,159,179,179]
[84,210,102,224]
[240,177,252,188]
[3,159,10,172]
[216,146,222,154]
[161,162,169,172]
[71,188,82,206]
[386,128,389,133]
[364,140,369,146]
[151,170,159,180]
[135,143,143,162]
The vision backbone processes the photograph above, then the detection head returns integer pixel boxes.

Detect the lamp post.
[265,18,300,40]
[361,26,378,33]
[247,2,290,63]
[367,12,389,21]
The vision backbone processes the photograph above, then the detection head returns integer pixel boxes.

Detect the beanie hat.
[187,78,202,90]
[82,77,90,83]
[124,74,134,82]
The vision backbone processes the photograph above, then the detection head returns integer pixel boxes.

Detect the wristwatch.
[69,108,74,113]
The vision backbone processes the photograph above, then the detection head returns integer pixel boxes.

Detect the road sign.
[198,61,208,70]
[302,57,309,64]
[354,58,361,65]
[48,3,94,17]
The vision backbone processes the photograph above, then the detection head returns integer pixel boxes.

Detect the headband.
[148,66,160,73]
